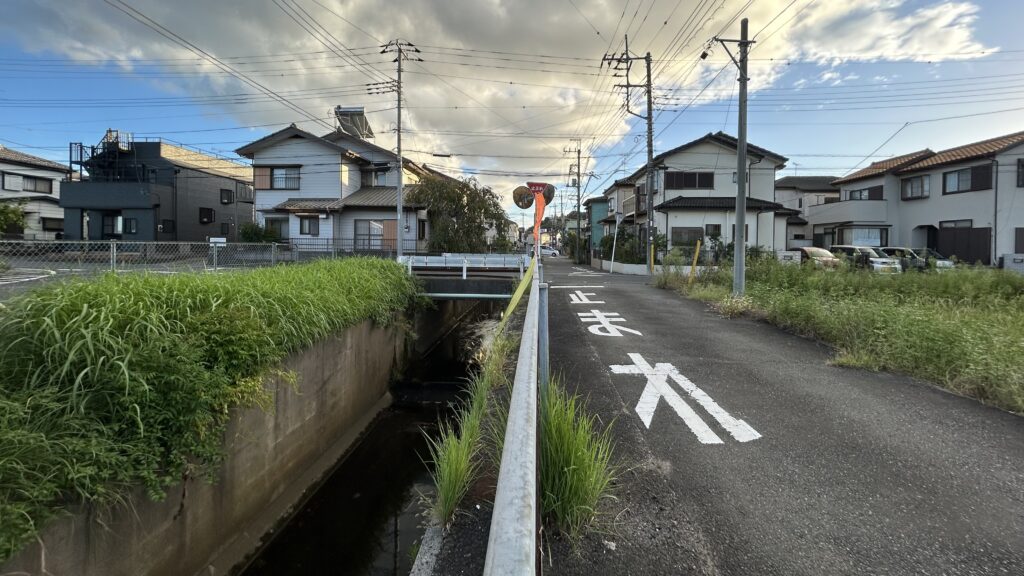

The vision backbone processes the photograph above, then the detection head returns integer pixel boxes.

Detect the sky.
[0,0,1021,225]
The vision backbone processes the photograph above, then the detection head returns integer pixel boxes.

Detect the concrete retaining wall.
[592,257,706,277]
[2,319,406,576]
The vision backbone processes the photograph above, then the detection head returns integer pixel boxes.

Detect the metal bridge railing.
[483,260,548,576]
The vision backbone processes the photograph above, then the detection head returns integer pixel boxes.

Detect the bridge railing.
[483,260,548,576]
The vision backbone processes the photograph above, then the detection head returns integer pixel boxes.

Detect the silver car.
[829,245,903,273]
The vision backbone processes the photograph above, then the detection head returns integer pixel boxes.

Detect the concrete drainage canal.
[238,302,500,576]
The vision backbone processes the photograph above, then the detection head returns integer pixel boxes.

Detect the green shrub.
[540,378,615,538]
[0,258,418,561]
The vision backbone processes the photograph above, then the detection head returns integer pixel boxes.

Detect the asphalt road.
[542,256,1023,576]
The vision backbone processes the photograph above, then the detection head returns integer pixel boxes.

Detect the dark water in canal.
[239,309,497,576]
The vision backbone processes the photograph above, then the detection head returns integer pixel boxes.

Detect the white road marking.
[550,285,605,289]
[577,310,642,337]
[569,290,605,304]
[610,353,761,444]
[612,355,722,444]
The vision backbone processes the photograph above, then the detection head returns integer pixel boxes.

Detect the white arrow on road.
[610,353,761,444]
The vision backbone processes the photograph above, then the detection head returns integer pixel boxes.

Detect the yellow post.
[687,239,702,285]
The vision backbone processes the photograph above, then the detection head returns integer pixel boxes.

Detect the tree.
[0,201,25,234]
[407,176,510,253]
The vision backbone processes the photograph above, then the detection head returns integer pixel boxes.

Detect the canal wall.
[4,317,410,576]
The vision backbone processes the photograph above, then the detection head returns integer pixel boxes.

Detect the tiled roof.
[897,131,1024,172]
[270,186,426,212]
[654,196,786,212]
[0,145,69,172]
[787,214,808,225]
[774,175,839,192]
[831,150,933,185]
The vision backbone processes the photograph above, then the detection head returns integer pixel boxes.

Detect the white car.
[538,245,560,257]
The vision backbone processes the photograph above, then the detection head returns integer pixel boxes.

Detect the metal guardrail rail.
[400,253,529,269]
[483,260,547,576]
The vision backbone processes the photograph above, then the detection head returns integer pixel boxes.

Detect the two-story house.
[1,145,71,239]
[814,130,1024,264]
[773,175,840,249]
[61,130,254,242]
[603,132,791,253]
[582,195,608,255]
[236,114,436,253]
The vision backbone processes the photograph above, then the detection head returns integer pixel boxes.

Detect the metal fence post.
[271,242,277,266]
[538,282,549,393]
[212,243,218,271]
[462,257,468,280]
[109,240,116,272]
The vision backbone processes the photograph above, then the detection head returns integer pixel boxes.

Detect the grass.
[539,376,616,539]
[659,258,1024,413]
[0,257,418,562]
[426,333,515,528]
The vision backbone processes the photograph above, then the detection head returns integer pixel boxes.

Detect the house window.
[199,207,216,224]
[220,223,230,236]
[264,217,288,239]
[124,218,138,235]
[939,219,972,229]
[824,196,840,204]
[220,188,234,204]
[355,219,392,249]
[1018,159,1024,188]
[705,223,722,237]
[798,198,802,209]
[901,176,929,200]
[160,219,175,233]
[636,183,646,197]
[665,171,714,189]
[845,227,886,247]
[22,176,53,194]
[943,165,992,194]
[254,166,300,190]
[361,170,386,187]
[731,224,750,240]
[102,214,122,236]
[299,216,319,236]
[418,219,427,240]
[671,227,703,246]
[849,185,882,200]
[40,217,63,231]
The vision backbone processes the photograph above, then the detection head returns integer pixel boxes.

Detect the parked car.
[797,246,840,268]
[829,245,902,273]
[878,247,955,272]
[538,245,560,257]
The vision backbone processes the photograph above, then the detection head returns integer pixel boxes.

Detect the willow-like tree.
[408,176,510,253]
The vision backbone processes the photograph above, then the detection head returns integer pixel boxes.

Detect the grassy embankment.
[0,258,419,562]
[657,254,1024,412]
[428,269,615,539]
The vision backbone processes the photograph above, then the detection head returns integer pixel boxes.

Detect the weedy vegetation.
[0,258,418,561]
[426,333,515,528]
[539,376,616,539]
[658,257,1024,413]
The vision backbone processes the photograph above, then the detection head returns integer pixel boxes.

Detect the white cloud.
[0,0,995,207]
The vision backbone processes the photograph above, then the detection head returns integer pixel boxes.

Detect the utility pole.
[715,19,752,295]
[565,138,582,263]
[381,40,421,258]
[603,35,656,272]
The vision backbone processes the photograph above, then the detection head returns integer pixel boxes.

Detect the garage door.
[937,227,991,264]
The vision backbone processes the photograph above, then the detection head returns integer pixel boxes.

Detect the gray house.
[61,130,253,242]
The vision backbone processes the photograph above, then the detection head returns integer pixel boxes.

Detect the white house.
[0,145,70,239]
[813,130,1024,264]
[773,175,840,249]
[602,132,791,253]
[236,119,438,253]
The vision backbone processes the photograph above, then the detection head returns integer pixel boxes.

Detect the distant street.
[544,256,1024,576]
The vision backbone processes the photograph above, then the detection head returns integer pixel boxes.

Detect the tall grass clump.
[659,257,1024,412]
[540,377,615,539]
[0,257,418,561]
[426,333,515,528]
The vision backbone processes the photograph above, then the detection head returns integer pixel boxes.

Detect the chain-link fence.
[0,239,436,300]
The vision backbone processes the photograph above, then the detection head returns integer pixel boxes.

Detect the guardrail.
[483,260,548,576]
